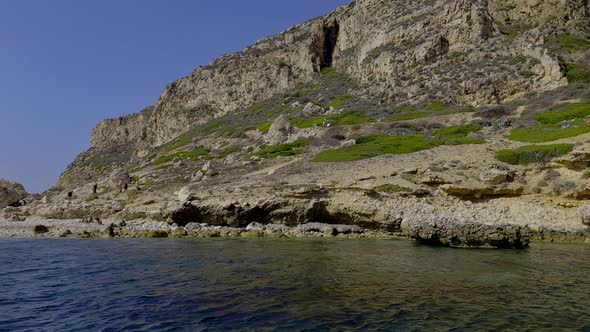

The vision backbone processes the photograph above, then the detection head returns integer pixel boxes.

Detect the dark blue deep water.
[1,238,589,331]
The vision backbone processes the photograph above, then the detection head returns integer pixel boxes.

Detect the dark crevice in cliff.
[320,21,340,69]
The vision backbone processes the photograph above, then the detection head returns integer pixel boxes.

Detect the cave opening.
[320,22,340,69]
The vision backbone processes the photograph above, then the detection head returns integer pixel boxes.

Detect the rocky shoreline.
[2,215,588,248]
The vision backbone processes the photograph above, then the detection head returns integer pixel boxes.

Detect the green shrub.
[325,95,353,109]
[508,123,590,143]
[424,101,448,112]
[314,125,483,162]
[565,63,590,83]
[291,111,374,129]
[508,102,590,142]
[557,34,590,52]
[252,139,311,159]
[152,147,211,166]
[204,120,226,134]
[314,134,433,162]
[255,121,273,132]
[496,144,574,165]
[163,136,191,153]
[391,105,417,114]
[535,102,590,125]
[431,124,483,145]
[388,102,473,121]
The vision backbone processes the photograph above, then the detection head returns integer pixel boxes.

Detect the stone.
[184,223,202,232]
[171,228,188,238]
[265,224,291,232]
[59,230,73,238]
[401,217,530,249]
[340,139,356,149]
[556,146,590,170]
[191,171,205,182]
[177,186,199,203]
[201,161,212,173]
[265,114,292,145]
[246,222,266,231]
[301,102,325,117]
[440,183,524,199]
[577,205,590,226]
[147,230,169,238]
[479,169,511,185]
[333,224,363,234]
[0,179,27,208]
[111,201,125,212]
[109,168,130,189]
[296,223,336,235]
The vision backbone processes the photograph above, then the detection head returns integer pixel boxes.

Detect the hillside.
[5,0,590,246]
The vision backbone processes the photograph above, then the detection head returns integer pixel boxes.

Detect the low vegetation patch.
[565,63,590,83]
[386,101,474,121]
[424,101,448,112]
[291,111,373,129]
[252,139,311,159]
[255,121,273,132]
[163,136,192,153]
[557,34,590,52]
[536,102,590,125]
[314,125,483,162]
[216,146,241,159]
[508,102,590,142]
[388,108,474,121]
[374,184,412,193]
[325,95,353,109]
[152,147,211,166]
[496,144,574,165]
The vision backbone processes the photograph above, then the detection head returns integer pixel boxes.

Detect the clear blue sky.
[0,0,350,193]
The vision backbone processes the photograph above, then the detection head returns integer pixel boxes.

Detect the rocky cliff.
[89,0,589,153]
[26,0,590,245]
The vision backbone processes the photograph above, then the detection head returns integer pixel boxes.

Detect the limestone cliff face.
[90,0,588,153]
[71,0,590,191]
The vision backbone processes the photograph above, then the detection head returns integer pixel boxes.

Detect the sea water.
[1,238,589,331]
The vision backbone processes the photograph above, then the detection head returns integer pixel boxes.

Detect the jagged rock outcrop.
[0,179,27,208]
[266,114,293,145]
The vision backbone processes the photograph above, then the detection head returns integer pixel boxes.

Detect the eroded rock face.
[402,217,530,249]
[578,205,590,226]
[0,179,27,208]
[109,168,130,189]
[87,0,588,152]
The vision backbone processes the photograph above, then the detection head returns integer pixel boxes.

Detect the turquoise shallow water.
[0,238,589,331]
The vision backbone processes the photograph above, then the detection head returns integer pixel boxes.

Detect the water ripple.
[0,239,589,331]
